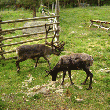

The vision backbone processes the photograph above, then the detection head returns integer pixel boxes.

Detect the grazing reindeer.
[46,53,94,90]
[16,24,65,72]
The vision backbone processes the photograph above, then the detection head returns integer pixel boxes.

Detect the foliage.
[0,0,110,10]
[38,4,47,13]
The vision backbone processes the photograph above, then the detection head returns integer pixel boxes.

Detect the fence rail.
[0,22,60,34]
[0,15,60,60]
[0,34,59,48]
[0,15,60,24]
[0,27,59,42]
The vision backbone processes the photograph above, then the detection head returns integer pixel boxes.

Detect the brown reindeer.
[46,53,94,90]
[16,24,65,72]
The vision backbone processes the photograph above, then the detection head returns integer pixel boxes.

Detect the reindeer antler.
[45,23,65,52]
[51,29,58,51]
[45,24,52,45]
[57,41,65,49]
[51,29,65,52]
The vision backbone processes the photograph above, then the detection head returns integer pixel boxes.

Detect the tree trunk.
[77,0,81,6]
[48,0,49,12]
[33,0,36,17]
[98,0,100,6]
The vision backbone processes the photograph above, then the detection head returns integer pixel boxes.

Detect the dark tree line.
[0,0,110,10]
[59,0,110,7]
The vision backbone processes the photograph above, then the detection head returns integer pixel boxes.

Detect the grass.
[0,6,110,109]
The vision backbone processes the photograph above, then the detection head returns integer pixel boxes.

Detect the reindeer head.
[52,41,65,55]
[45,70,58,81]
[45,24,65,55]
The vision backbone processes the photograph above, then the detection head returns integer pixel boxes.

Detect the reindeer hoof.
[81,82,86,85]
[87,87,92,90]
[17,69,20,73]
[49,63,51,65]
[61,82,64,85]
[34,64,37,68]
[71,82,74,85]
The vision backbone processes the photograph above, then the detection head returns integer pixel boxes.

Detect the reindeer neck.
[51,63,64,73]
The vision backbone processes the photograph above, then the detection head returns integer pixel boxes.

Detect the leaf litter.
[20,73,83,100]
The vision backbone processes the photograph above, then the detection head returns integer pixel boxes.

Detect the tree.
[98,0,100,6]
[77,0,81,6]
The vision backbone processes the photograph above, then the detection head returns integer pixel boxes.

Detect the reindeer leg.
[68,70,74,85]
[61,70,66,85]
[34,57,40,68]
[16,57,26,72]
[81,73,89,85]
[82,66,93,90]
[88,72,93,90]
[43,56,51,69]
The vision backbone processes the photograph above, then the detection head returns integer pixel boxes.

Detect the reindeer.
[46,53,94,90]
[16,24,65,72]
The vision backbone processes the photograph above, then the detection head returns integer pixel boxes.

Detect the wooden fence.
[89,20,110,31]
[0,15,60,60]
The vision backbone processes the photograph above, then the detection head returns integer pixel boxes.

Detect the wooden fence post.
[0,19,5,59]
[55,0,59,45]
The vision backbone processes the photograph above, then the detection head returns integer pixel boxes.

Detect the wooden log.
[105,22,110,24]
[100,21,107,23]
[90,20,100,23]
[92,24,110,31]
[0,15,60,24]
[93,24,100,28]
[100,27,110,31]
[90,20,110,24]
[89,20,93,27]
[90,20,110,30]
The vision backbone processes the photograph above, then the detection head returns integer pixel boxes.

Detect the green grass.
[0,6,110,109]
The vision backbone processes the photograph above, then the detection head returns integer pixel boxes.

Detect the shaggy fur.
[46,53,94,90]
